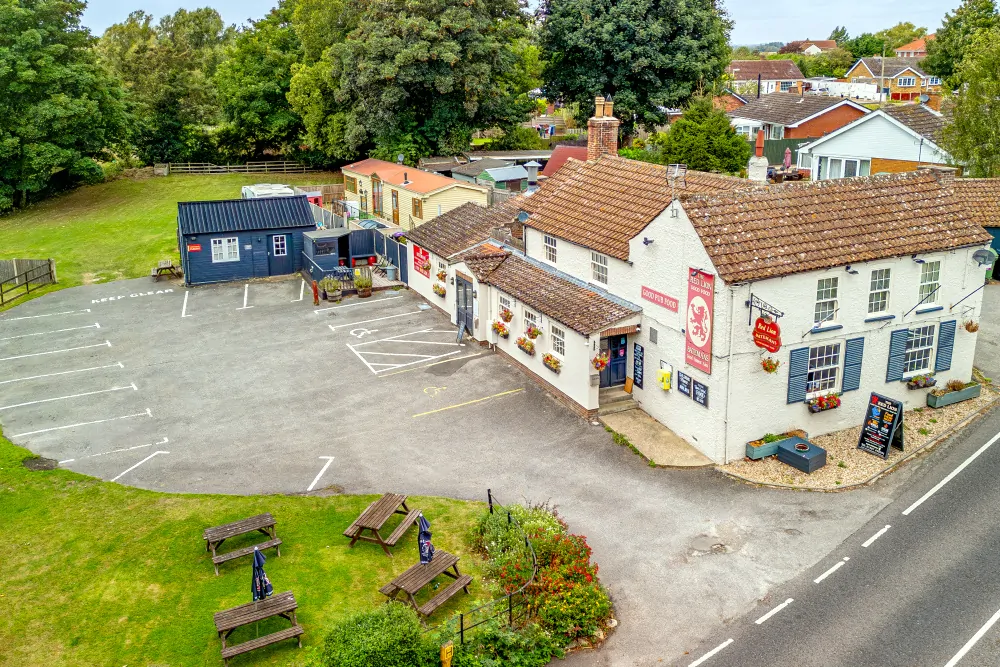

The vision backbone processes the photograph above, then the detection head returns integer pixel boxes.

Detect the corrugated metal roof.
[484,166,529,182]
[178,196,315,235]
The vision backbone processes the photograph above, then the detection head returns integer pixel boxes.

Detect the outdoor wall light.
[643,237,654,246]
[449,277,454,285]
[845,265,859,275]
[912,255,926,264]
[472,290,478,298]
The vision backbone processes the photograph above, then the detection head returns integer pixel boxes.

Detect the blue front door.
[600,335,628,387]
[268,234,292,275]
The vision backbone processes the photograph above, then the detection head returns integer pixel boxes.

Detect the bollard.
[311,280,319,306]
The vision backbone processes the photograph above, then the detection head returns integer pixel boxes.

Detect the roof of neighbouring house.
[483,165,529,182]
[461,250,641,335]
[177,195,315,235]
[895,35,934,53]
[679,170,992,284]
[728,93,868,127]
[853,57,928,78]
[403,197,522,259]
[418,155,469,173]
[726,60,805,81]
[882,104,949,143]
[801,40,837,51]
[451,157,511,178]
[540,145,589,177]
[521,155,752,261]
[466,149,554,161]
[342,158,484,195]
[952,178,1000,229]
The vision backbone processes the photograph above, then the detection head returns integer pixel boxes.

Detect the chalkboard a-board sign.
[677,372,692,397]
[633,343,645,389]
[857,393,904,459]
[693,380,709,407]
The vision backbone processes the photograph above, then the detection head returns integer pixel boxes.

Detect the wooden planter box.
[927,382,981,408]
[746,430,809,460]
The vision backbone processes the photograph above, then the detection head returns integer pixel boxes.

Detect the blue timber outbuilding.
[177,195,316,285]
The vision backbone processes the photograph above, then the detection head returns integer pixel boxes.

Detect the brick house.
[726,60,805,96]
[727,93,869,140]
[895,34,934,58]
[845,57,942,101]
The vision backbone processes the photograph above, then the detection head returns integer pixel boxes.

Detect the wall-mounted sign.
[187,243,202,252]
[633,343,644,389]
[752,317,782,353]
[685,269,714,374]
[857,393,904,459]
[693,380,709,407]
[677,371,692,397]
[641,286,679,313]
[413,245,430,278]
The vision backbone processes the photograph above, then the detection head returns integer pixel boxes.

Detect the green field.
[1,432,486,666]
[0,173,340,309]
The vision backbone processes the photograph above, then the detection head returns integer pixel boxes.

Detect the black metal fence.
[0,259,56,307]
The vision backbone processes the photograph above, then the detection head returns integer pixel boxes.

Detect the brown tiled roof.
[540,145,589,177]
[801,40,837,50]
[451,158,511,178]
[404,198,521,259]
[882,104,949,143]
[418,156,468,173]
[521,155,751,261]
[952,179,1000,229]
[726,60,804,81]
[855,57,928,78]
[728,93,867,127]
[343,158,485,195]
[681,170,992,284]
[462,252,641,335]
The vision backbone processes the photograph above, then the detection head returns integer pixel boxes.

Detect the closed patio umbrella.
[418,513,434,564]
[252,547,273,602]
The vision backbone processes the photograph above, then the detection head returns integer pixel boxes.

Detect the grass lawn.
[0,173,341,310]
[1,431,487,666]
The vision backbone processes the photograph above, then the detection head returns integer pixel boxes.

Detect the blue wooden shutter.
[935,320,957,372]
[788,347,810,403]
[886,328,910,382]
[842,338,865,392]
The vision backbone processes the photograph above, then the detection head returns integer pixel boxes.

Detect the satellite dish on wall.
[973,248,998,266]
[517,211,529,223]
[919,94,931,104]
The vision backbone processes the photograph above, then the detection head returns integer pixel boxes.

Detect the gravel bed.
[719,383,1000,490]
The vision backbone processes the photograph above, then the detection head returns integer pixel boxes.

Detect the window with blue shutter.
[886,328,909,382]
[787,347,810,403]
[842,337,865,392]
[935,320,957,372]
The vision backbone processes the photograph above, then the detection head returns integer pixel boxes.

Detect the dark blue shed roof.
[178,195,315,235]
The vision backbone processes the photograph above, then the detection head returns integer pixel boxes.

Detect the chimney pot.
[755,130,765,158]
[605,99,615,117]
[594,96,605,117]
[587,96,621,161]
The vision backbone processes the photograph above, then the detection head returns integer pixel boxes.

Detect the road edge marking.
[902,429,1000,516]
[755,598,793,625]
[688,638,734,667]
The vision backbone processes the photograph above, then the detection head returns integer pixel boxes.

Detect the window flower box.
[592,352,610,372]
[432,283,446,298]
[745,429,809,460]
[499,307,513,323]
[927,381,981,408]
[906,374,936,390]
[516,336,535,356]
[525,323,542,340]
[806,393,841,413]
[542,353,561,373]
[492,320,510,339]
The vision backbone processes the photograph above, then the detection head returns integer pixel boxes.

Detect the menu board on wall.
[633,343,644,389]
[677,371,692,397]
[693,380,709,408]
[857,393,904,459]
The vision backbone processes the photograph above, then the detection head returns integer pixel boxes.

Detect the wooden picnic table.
[204,513,282,575]
[214,590,303,666]
[378,550,472,617]
[152,259,181,280]
[343,493,420,557]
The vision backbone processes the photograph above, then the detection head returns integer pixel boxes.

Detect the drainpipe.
[722,283,740,465]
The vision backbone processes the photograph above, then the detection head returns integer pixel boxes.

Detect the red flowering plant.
[492,321,510,338]
[499,307,513,323]
[807,393,841,413]
[761,357,780,373]
[432,283,446,297]
[542,353,562,373]
[525,323,542,339]
[592,352,610,372]
[516,336,535,355]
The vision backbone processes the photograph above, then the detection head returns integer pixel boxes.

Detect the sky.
[81,0,961,45]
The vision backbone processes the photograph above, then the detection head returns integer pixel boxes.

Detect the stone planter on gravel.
[927,382,981,408]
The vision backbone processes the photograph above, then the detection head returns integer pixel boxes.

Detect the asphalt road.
[684,404,1000,667]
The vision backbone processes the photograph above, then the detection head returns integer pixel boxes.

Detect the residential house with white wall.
[726,60,805,96]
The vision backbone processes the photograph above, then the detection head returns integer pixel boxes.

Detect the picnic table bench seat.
[220,626,303,664]
[214,591,303,666]
[417,575,473,617]
[211,537,282,571]
[204,513,279,575]
[379,551,472,617]
[344,494,418,556]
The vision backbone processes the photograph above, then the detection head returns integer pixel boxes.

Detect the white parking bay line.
[943,606,1000,667]
[814,557,850,584]
[1,309,91,322]
[902,430,1000,516]
[688,639,734,667]
[862,525,891,548]
[307,456,335,492]
[0,340,111,363]
[111,450,169,483]
[314,295,402,313]
[0,383,137,411]
[755,598,794,625]
[328,311,423,331]
[294,279,305,302]
[0,323,100,341]
[351,328,460,347]
[60,437,168,464]
[181,291,191,318]
[0,361,124,386]
[11,408,151,437]
[237,284,253,310]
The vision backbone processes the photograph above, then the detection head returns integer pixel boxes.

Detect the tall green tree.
[941,28,1000,176]
[874,22,927,50]
[539,0,731,138]
[828,26,850,42]
[842,32,887,58]
[0,0,128,211]
[924,0,999,86]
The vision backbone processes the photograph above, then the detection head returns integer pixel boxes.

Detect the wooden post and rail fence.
[157,161,322,175]
[0,258,57,307]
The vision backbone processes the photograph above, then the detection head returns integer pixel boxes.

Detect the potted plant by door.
[355,274,373,298]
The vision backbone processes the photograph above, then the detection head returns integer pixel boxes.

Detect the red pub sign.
[685,269,714,374]
[641,286,679,312]
[412,245,430,278]
[752,317,782,353]
[187,243,202,252]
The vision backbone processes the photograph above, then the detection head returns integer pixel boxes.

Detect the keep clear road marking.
[111,450,169,483]
[10,407,151,437]
[862,525,892,548]
[0,361,124,386]
[328,310,424,331]
[60,437,168,464]
[814,557,850,584]
[0,323,100,341]
[307,456,335,492]
[0,382,137,411]
[0,308,91,322]
[237,283,253,310]
[755,598,794,625]
[412,389,524,418]
[314,294,403,313]
[902,429,1000,516]
[181,290,191,318]
[688,639,734,667]
[943,606,1000,667]
[0,340,111,363]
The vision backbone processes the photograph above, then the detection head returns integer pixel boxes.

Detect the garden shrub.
[311,602,425,667]
[451,620,565,667]
[536,582,612,640]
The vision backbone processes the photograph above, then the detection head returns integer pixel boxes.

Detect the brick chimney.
[918,164,958,187]
[587,96,620,161]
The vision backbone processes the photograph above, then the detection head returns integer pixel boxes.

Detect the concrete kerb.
[716,392,1000,492]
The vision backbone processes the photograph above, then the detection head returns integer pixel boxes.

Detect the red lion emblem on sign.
[690,304,710,341]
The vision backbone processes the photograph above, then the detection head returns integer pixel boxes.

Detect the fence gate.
[0,259,56,307]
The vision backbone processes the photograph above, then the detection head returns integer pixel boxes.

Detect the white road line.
[0,383,137,411]
[328,311,423,331]
[862,525,892,548]
[345,343,381,374]
[1,309,91,322]
[307,456,335,491]
[314,295,403,313]
[351,328,458,347]
[371,351,462,373]
[902,430,1000,516]
[237,283,253,309]
[0,323,100,342]
[11,408,151,437]
[943,606,1000,667]
[0,340,111,362]
[378,353,484,377]
[181,291,191,318]
[0,361,124,385]
[294,280,305,302]
[59,437,168,464]
[688,639,734,667]
[755,598,794,625]
[111,450,169,482]
[361,352,437,358]
[814,557,850,584]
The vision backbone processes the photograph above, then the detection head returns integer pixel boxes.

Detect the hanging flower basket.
[806,393,841,413]
[499,307,513,323]
[906,374,937,390]
[516,336,535,356]
[436,270,447,282]
[761,357,780,373]
[592,352,610,372]
[432,283,446,297]
[420,260,432,272]
[542,353,562,373]
[525,323,542,340]
[964,320,980,333]
[492,321,510,339]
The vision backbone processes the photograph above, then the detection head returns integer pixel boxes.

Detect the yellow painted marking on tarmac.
[379,353,483,377]
[423,386,447,397]
[412,388,524,418]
